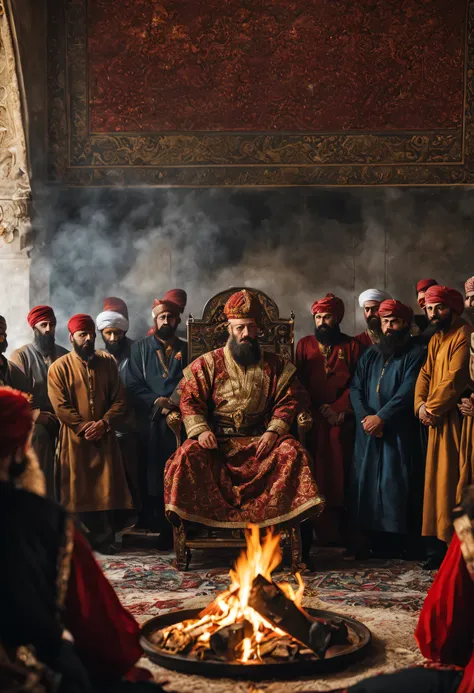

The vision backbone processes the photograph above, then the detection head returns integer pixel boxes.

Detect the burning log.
[248,574,349,658]
[209,621,253,659]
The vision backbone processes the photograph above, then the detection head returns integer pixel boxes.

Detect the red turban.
[103,297,129,320]
[416,278,438,294]
[0,387,32,457]
[424,285,464,315]
[27,305,56,329]
[224,290,262,322]
[152,289,187,318]
[311,293,345,323]
[379,299,413,325]
[67,314,96,335]
[0,315,6,331]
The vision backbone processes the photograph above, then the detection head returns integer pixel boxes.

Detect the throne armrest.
[297,410,313,444]
[166,410,183,448]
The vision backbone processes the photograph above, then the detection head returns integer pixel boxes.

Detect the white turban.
[96,310,129,332]
[358,289,392,308]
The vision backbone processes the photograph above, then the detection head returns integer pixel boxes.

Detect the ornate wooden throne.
[166,287,315,573]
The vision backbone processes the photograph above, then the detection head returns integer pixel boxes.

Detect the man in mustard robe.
[165,290,323,529]
[48,314,132,554]
[415,285,473,569]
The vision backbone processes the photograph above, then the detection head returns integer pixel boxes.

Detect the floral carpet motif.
[98,547,436,691]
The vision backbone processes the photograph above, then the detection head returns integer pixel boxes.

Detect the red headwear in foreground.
[378,299,414,325]
[311,293,345,323]
[152,289,187,319]
[68,314,96,335]
[224,290,262,322]
[424,285,464,316]
[27,305,57,329]
[416,278,438,294]
[0,387,32,457]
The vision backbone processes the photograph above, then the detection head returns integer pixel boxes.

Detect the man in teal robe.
[125,290,187,544]
[350,299,426,558]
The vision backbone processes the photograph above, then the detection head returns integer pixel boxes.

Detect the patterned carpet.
[99,546,436,692]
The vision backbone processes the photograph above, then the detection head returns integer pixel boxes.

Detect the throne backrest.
[187,288,295,363]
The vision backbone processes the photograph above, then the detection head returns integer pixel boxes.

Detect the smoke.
[13,185,474,353]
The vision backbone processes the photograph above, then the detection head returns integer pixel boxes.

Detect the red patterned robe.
[164,345,323,527]
[296,334,362,508]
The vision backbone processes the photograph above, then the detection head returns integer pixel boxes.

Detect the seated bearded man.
[164,290,323,528]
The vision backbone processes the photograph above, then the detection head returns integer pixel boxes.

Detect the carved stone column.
[0,0,32,351]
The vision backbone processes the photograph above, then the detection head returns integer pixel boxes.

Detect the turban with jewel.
[424,285,464,316]
[67,314,96,335]
[416,278,438,294]
[27,305,57,330]
[152,289,187,319]
[224,290,262,322]
[0,387,32,457]
[311,293,345,323]
[378,299,413,325]
[96,296,130,332]
[465,277,474,295]
[358,288,392,308]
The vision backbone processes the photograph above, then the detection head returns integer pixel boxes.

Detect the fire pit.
[141,526,371,679]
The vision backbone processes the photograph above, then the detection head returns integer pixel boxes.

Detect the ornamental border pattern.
[47,0,474,187]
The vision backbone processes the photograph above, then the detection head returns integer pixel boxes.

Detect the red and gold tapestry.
[47,0,474,186]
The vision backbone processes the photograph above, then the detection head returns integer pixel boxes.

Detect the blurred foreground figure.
[350,300,425,559]
[0,387,159,692]
[354,288,392,350]
[297,293,362,545]
[165,290,323,529]
[415,286,473,569]
[10,305,68,498]
[345,486,474,693]
[126,289,187,544]
[48,314,132,554]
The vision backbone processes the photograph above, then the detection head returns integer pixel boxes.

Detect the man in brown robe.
[48,313,132,554]
[415,285,473,569]
[10,305,68,498]
[0,315,28,391]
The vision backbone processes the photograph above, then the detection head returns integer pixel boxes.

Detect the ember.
[150,525,350,664]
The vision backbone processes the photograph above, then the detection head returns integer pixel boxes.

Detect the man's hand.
[362,415,384,437]
[198,431,218,450]
[84,420,107,441]
[459,396,474,417]
[320,405,341,427]
[256,431,278,460]
[154,396,176,410]
[418,403,440,427]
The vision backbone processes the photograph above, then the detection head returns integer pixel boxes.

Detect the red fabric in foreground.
[64,529,143,681]
[415,534,474,693]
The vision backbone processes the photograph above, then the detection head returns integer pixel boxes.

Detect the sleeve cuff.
[266,419,290,436]
[183,415,211,438]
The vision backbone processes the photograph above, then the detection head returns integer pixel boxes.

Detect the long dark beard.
[156,324,176,340]
[229,334,261,367]
[104,338,127,358]
[73,340,95,361]
[314,324,341,347]
[377,327,411,358]
[366,315,381,333]
[0,339,7,354]
[33,329,55,355]
[430,310,453,333]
